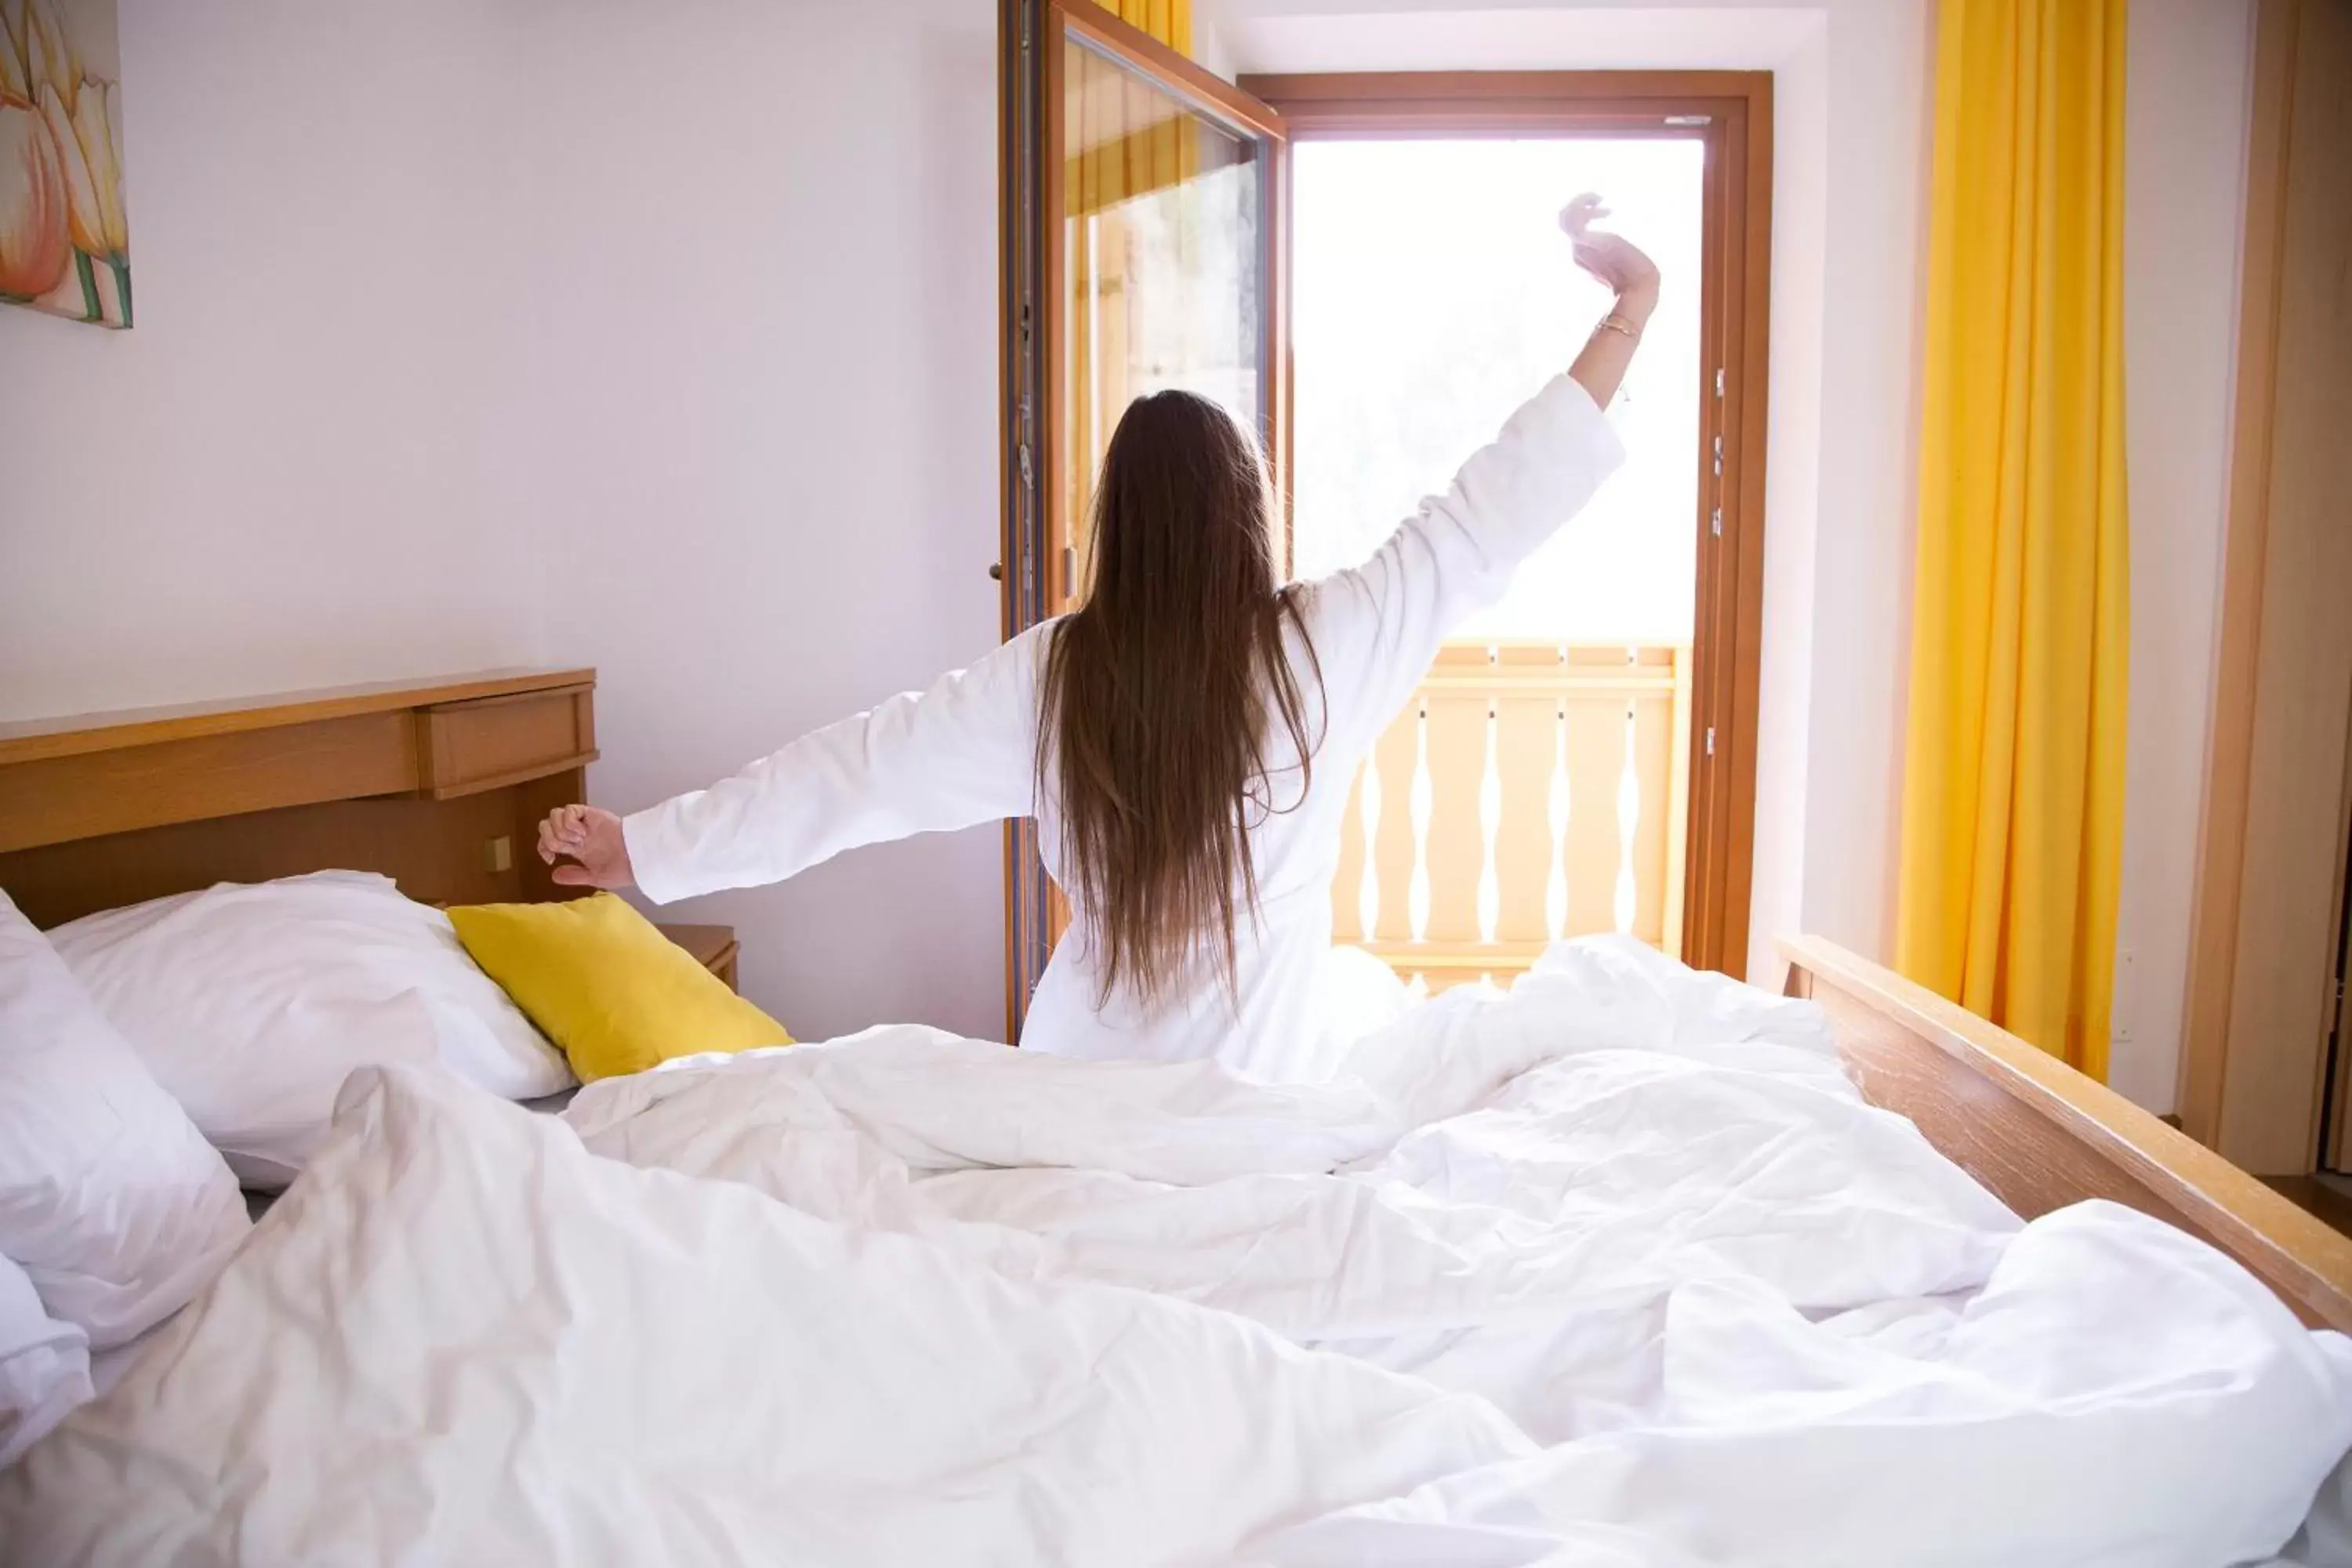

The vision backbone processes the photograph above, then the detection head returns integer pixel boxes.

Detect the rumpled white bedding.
[4,938,2348,1566]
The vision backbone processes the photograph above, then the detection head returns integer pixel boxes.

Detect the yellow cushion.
[447,893,789,1082]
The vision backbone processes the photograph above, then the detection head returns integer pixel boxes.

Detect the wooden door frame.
[2179,0,2352,1174]
[1239,71,1773,978]
[998,0,1292,1037]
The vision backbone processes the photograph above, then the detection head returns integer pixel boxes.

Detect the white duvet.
[4,939,2349,1566]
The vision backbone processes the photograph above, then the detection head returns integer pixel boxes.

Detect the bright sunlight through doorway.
[1291,136,1708,994]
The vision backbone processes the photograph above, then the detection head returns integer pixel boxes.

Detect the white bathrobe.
[624,374,1625,1080]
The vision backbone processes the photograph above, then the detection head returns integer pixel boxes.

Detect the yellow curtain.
[1067,0,1195,218]
[1895,0,2130,1079]
[1112,0,1189,55]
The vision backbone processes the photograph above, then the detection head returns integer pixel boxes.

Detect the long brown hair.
[1039,389,1322,1010]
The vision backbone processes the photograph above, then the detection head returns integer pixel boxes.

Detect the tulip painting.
[0,0,128,327]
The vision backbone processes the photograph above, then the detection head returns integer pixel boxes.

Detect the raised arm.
[539,623,1051,903]
[1561,193,1659,410]
[1312,196,1659,745]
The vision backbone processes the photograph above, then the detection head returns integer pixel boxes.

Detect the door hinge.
[1062,544,1077,597]
[1705,726,1716,757]
[1714,367,1725,398]
[1018,441,1033,487]
[1711,435,1723,477]
[1710,506,1722,538]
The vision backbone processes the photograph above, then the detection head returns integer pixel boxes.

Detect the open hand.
[536,804,635,891]
[1561,193,1661,324]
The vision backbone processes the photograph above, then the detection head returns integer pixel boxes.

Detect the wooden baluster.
[1618,662,1675,945]
[1422,688,1486,946]
[1564,673,1627,937]
[1663,644,1693,959]
[1341,641,1689,977]
[1614,694,1641,934]
[1547,695,1571,942]
[1476,699,1501,944]
[1629,663,1678,946]
[1370,703,1419,948]
[1408,702,1433,942]
[1494,663,1557,949]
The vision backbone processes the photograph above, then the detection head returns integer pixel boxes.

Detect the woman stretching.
[540,196,1657,1083]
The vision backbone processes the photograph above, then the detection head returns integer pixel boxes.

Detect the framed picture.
[1,0,129,328]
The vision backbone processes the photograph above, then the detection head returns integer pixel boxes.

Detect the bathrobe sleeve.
[1307,373,1626,748]
[621,622,1053,906]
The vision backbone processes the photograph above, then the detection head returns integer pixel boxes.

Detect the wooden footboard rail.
[1780,935,2352,1334]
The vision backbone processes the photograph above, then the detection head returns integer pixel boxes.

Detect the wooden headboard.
[0,670,598,927]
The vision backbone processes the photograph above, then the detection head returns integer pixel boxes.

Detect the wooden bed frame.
[3,671,2347,1334]
[1785,935,2352,1333]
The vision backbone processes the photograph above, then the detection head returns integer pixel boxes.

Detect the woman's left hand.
[1561,194,1661,324]
[537,804,635,890]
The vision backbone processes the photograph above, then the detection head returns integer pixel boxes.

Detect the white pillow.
[49,871,573,1188]
[0,892,248,1348]
[0,1254,93,1468]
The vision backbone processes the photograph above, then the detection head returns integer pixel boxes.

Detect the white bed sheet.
[4,938,2347,1566]
[2251,1450,2352,1567]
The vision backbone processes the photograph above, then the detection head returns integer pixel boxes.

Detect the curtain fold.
[1895,0,2130,1079]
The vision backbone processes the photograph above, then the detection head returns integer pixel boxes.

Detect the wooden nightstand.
[657,924,739,992]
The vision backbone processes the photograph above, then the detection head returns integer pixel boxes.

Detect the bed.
[2,670,2349,1565]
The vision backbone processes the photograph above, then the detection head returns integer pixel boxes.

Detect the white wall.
[511,0,1009,1044]
[2111,0,2253,1112]
[0,0,543,717]
[1783,0,1933,980]
[1747,19,1826,995]
[1,0,1010,1044]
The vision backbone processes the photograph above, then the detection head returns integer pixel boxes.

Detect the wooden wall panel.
[2183,0,2352,1174]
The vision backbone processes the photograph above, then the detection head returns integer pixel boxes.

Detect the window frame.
[1242,70,1774,979]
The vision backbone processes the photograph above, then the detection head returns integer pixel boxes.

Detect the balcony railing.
[1332,641,1692,992]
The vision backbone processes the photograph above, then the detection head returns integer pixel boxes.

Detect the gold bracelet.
[1593,312,1642,342]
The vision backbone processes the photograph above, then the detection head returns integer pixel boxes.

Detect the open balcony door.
[998,0,1289,1038]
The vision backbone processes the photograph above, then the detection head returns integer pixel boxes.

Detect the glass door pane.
[1047,16,1279,609]
[1001,1,1287,1030]
[1292,138,1704,643]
